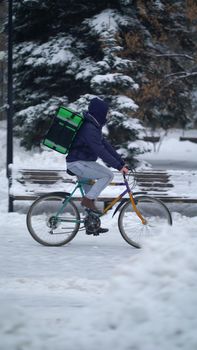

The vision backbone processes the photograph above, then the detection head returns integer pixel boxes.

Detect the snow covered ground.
[138,128,197,170]
[0,121,197,350]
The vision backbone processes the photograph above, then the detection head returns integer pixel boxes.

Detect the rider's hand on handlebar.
[120,166,129,174]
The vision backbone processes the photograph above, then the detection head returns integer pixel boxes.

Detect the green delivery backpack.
[43,106,84,154]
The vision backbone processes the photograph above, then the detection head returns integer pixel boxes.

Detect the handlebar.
[122,169,137,191]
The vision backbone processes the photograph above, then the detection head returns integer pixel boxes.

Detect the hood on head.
[88,97,109,126]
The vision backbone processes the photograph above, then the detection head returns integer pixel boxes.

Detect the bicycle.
[26,171,172,248]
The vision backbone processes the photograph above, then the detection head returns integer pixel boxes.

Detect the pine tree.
[13,0,144,165]
[13,0,197,165]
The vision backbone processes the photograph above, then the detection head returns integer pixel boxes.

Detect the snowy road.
[0,210,135,298]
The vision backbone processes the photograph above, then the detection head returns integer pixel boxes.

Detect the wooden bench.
[179,137,197,144]
[8,166,197,211]
[141,136,197,144]
[142,136,160,143]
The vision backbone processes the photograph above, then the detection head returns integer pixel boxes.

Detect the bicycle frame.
[103,174,147,224]
[54,173,146,225]
[54,180,85,221]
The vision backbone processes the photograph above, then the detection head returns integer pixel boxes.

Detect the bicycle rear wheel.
[26,193,80,246]
[118,195,172,248]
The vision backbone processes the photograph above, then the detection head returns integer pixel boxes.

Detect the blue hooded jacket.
[66,97,125,170]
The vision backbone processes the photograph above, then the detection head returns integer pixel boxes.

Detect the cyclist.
[66,97,128,233]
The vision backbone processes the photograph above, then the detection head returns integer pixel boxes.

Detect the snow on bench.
[8,167,197,211]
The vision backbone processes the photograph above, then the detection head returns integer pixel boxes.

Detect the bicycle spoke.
[118,196,172,248]
[27,194,80,246]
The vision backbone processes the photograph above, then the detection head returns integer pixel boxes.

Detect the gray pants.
[67,161,114,200]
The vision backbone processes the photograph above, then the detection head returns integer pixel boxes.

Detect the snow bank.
[138,129,197,170]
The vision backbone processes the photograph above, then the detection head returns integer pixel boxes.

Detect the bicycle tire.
[118,195,172,248]
[26,193,80,246]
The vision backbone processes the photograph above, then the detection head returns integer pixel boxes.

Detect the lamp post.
[7,0,13,212]
[6,0,42,212]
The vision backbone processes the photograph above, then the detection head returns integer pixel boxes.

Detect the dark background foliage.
[11,0,197,164]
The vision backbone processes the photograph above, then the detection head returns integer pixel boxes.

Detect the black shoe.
[85,227,109,236]
[85,230,99,236]
[98,227,109,233]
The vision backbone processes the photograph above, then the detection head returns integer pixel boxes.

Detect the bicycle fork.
[123,174,147,225]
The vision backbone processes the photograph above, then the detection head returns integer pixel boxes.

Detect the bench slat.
[11,194,197,204]
[9,168,197,210]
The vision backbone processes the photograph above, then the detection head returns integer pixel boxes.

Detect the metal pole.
[7,0,13,212]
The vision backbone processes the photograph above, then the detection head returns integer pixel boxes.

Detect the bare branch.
[165,71,188,78]
[151,54,194,60]
[164,72,197,85]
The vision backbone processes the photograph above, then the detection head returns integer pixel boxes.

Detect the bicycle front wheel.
[118,195,172,248]
[27,193,80,246]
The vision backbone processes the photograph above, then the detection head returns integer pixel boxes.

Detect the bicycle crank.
[84,211,101,235]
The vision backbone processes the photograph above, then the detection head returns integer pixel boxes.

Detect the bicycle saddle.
[67,169,76,176]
